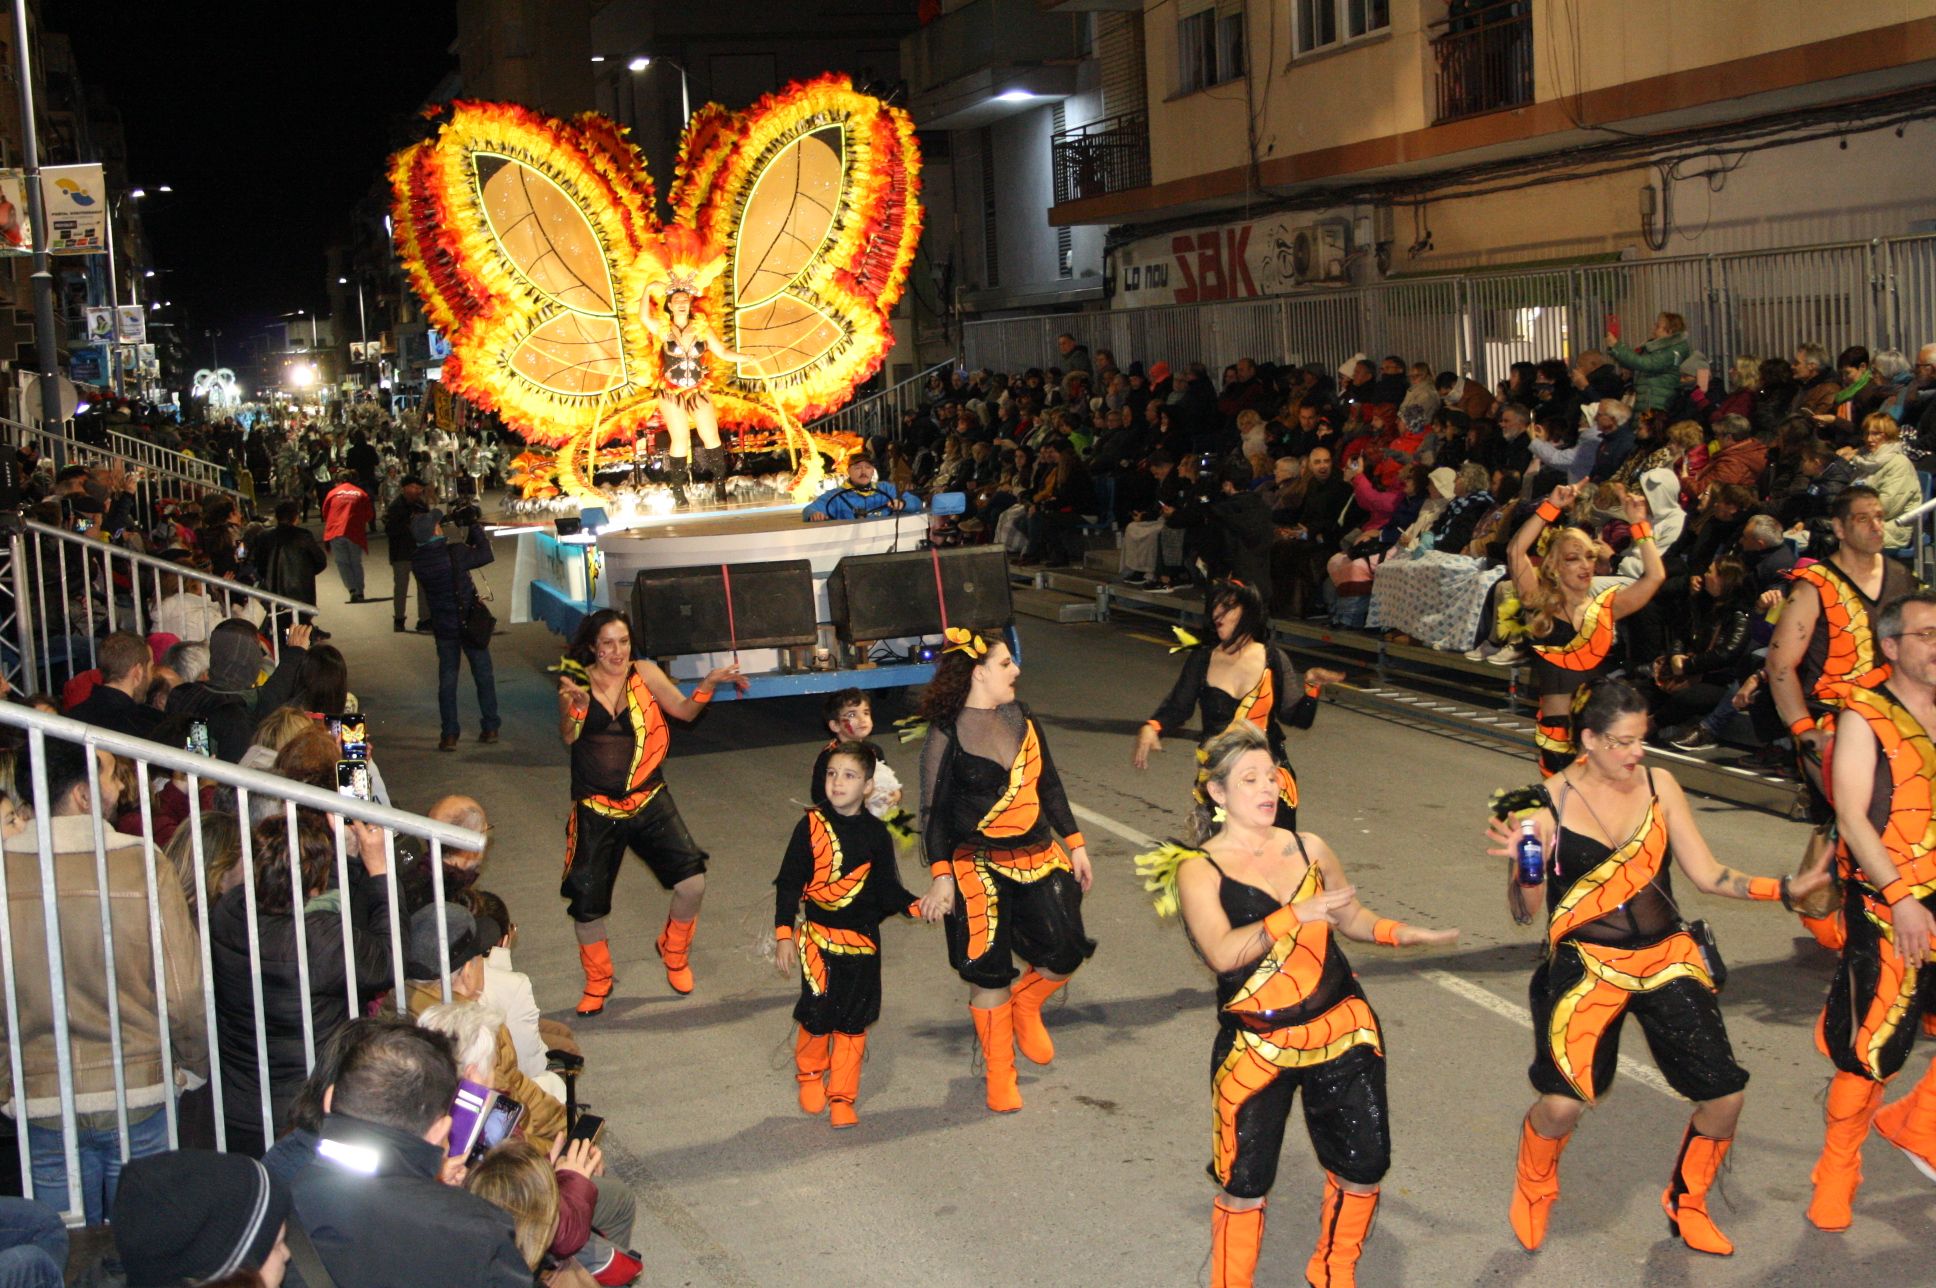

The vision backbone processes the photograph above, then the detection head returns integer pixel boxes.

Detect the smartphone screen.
[328,712,369,760]
[466,1095,524,1165]
[70,517,91,534]
[336,760,372,801]
[185,720,212,758]
[567,1112,605,1146]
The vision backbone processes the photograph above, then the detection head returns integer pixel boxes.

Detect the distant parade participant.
[555,608,745,1014]
[1809,591,1936,1231]
[1132,580,1343,829]
[1485,680,1826,1257]
[1765,484,1917,949]
[1139,724,1457,1288]
[773,741,927,1127]
[914,628,1092,1113]
[801,454,923,523]
[1507,485,1663,776]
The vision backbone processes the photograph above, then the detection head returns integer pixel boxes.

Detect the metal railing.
[1052,112,1152,206]
[961,232,1936,403]
[804,360,957,444]
[5,519,314,696]
[103,429,229,493]
[12,421,245,509]
[1431,1,1533,124]
[0,700,485,1222]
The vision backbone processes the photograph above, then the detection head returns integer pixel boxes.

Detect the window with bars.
[1294,0,1389,56]
[1178,5,1245,93]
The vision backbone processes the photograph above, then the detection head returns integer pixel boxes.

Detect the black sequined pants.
[1208,1017,1389,1198]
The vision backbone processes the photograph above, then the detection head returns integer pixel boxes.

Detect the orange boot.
[793,1027,830,1115]
[1661,1121,1734,1255]
[827,1032,866,1128]
[1808,1071,1884,1230]
[1508,1113,1570,1251]
[1305,1173,1379,1287]
[655,916,696,994]
[1872,1057,1936,1182]
[1009,968,1067,1065]
[970,1003,1023,1113]
[1209,1195,1264,1288]
[575,940,614,1017]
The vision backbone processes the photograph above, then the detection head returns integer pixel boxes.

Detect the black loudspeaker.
[826,547,1012,643]
[629,560,818,655]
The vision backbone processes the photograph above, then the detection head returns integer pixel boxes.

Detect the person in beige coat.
[2,738,207,1224]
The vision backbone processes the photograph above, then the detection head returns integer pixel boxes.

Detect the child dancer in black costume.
[774,741,928,1127]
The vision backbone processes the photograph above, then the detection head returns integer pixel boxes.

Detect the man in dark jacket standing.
[412,510,500,751]
[1270,445,1355,617]
[250,500,328,606]
[289,1019,530,1287]
[384,475,429,633]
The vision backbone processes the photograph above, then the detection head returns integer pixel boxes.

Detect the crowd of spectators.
[880,324,1936,759]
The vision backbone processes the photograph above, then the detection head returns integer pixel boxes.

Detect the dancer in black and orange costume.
[1507,485,1664,777]
[1484,680,1827,1257]
[913,627,1094,1113]
[1808,590,1936,1230]
[1765,484,1918,951]
[1138,723,1457,1288]
[774,741,928,1128]
[1133,581,1344,828]
[556,608,746,1014]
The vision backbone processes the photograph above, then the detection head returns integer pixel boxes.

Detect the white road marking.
[1070,803,1679,1101]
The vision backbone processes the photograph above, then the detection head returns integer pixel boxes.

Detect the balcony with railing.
[1051,112,1152,208]
[1430,1,1533,124]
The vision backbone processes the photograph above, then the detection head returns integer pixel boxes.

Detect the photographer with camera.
[411,506,501,752]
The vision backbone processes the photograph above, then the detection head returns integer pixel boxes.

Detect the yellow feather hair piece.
[1169,625,1203,653]
[1135,842,1207,918]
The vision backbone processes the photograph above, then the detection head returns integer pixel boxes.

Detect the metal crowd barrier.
[12,421,244,510]
[103,428,230,493]
[805,360,956,445]
[3,519,314,696]
[0,700,485,1224]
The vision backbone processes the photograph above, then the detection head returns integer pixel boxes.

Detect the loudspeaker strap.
[719,563,739,661]
[929,547,951,635]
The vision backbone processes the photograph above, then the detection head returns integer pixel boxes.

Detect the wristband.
[1063,832,1086,853]
[1778,875,1796,912]
[1143,719,1163,734]
[1372,918,1402,946]
[1880,878,1913,906]
[1304,682,1322,699]
[1263,904,1300,941]
[1746,877,1782,902]
[1535,500,1562,524]
[692,686,714,704]
[930,860,953,879]
[1788,715,1816,738]
[773,924,794,942]
[1628,521,1653,542]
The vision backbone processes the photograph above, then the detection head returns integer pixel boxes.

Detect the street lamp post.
[10,1,62,431]
[629,55,690,123]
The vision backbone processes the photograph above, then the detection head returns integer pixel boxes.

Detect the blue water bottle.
[1515,819,1546,887]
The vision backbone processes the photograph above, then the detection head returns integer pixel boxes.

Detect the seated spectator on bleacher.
[1606,312,1692,414]
[801,455,921,523]
[211,811,394,1158]
[1785,437,1854,526]
[1691,414,1766,498]
[1651,553,1763,752]
[1736,513,1799,601]
[1271,445,1356,617]
[1846,412,1924,547]
[1119,452,1187,590]
[113,1150,292,1288]
[1438,370,1495,424]
[289,1019,532,1287]
[466,889,572,1104]
[1688,356,1761,426]
[1527,409,1600,486]
[1584,400,1637,482]
[153,559,229,643]
[3,737,206,1224]
[65,630,163,738]
[1015,439,1097,568]
[168,619,309,763]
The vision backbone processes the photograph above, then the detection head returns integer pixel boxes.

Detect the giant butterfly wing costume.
[388,74,921,500]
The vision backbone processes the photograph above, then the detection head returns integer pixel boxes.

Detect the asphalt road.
[334,545,1933,1287]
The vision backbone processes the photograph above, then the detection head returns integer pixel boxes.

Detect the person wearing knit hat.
[113,1151,291,1287]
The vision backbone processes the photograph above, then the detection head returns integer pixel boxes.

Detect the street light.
[630,54,690,123]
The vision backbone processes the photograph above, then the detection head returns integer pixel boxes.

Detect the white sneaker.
[1463,646,1489,661]
[1486,645,1526,666]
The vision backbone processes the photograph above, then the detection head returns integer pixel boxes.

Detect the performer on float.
[1765,484,1917,950]
[773,740,928,1128]
[1484,679,1826,1256]
[1507,485,1663,776]
[913,628,1093,1113]
[1138,724,1457,1288]
[1132,580,1344,828]
[640,262,765,508]
[1808,590,1936,1230]
[801,453,923,522]
[555,608,746,1014]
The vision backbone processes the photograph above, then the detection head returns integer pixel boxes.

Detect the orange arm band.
[1788,715,1816,738]
[773,924,794,942]
[1535,500,1562,524]
[1881,878,1914,906]
[1372,918,1402,946]
[1746,877,1781,902]
[1063,832,1086,852]
[1144,719,1163,733]
[691,687,713,704]
[1304,682,1322,699]
[1628,521,1653,541]
[930,860,952,878]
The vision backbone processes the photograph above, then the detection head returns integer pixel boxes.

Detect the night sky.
[43,1,458,366]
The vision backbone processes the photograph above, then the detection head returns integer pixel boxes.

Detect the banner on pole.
[83,306,114,342]
[42,164,107,255]
[115,305,146,343]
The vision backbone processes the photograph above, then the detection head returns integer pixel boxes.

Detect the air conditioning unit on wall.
[1293,221,1350,284]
